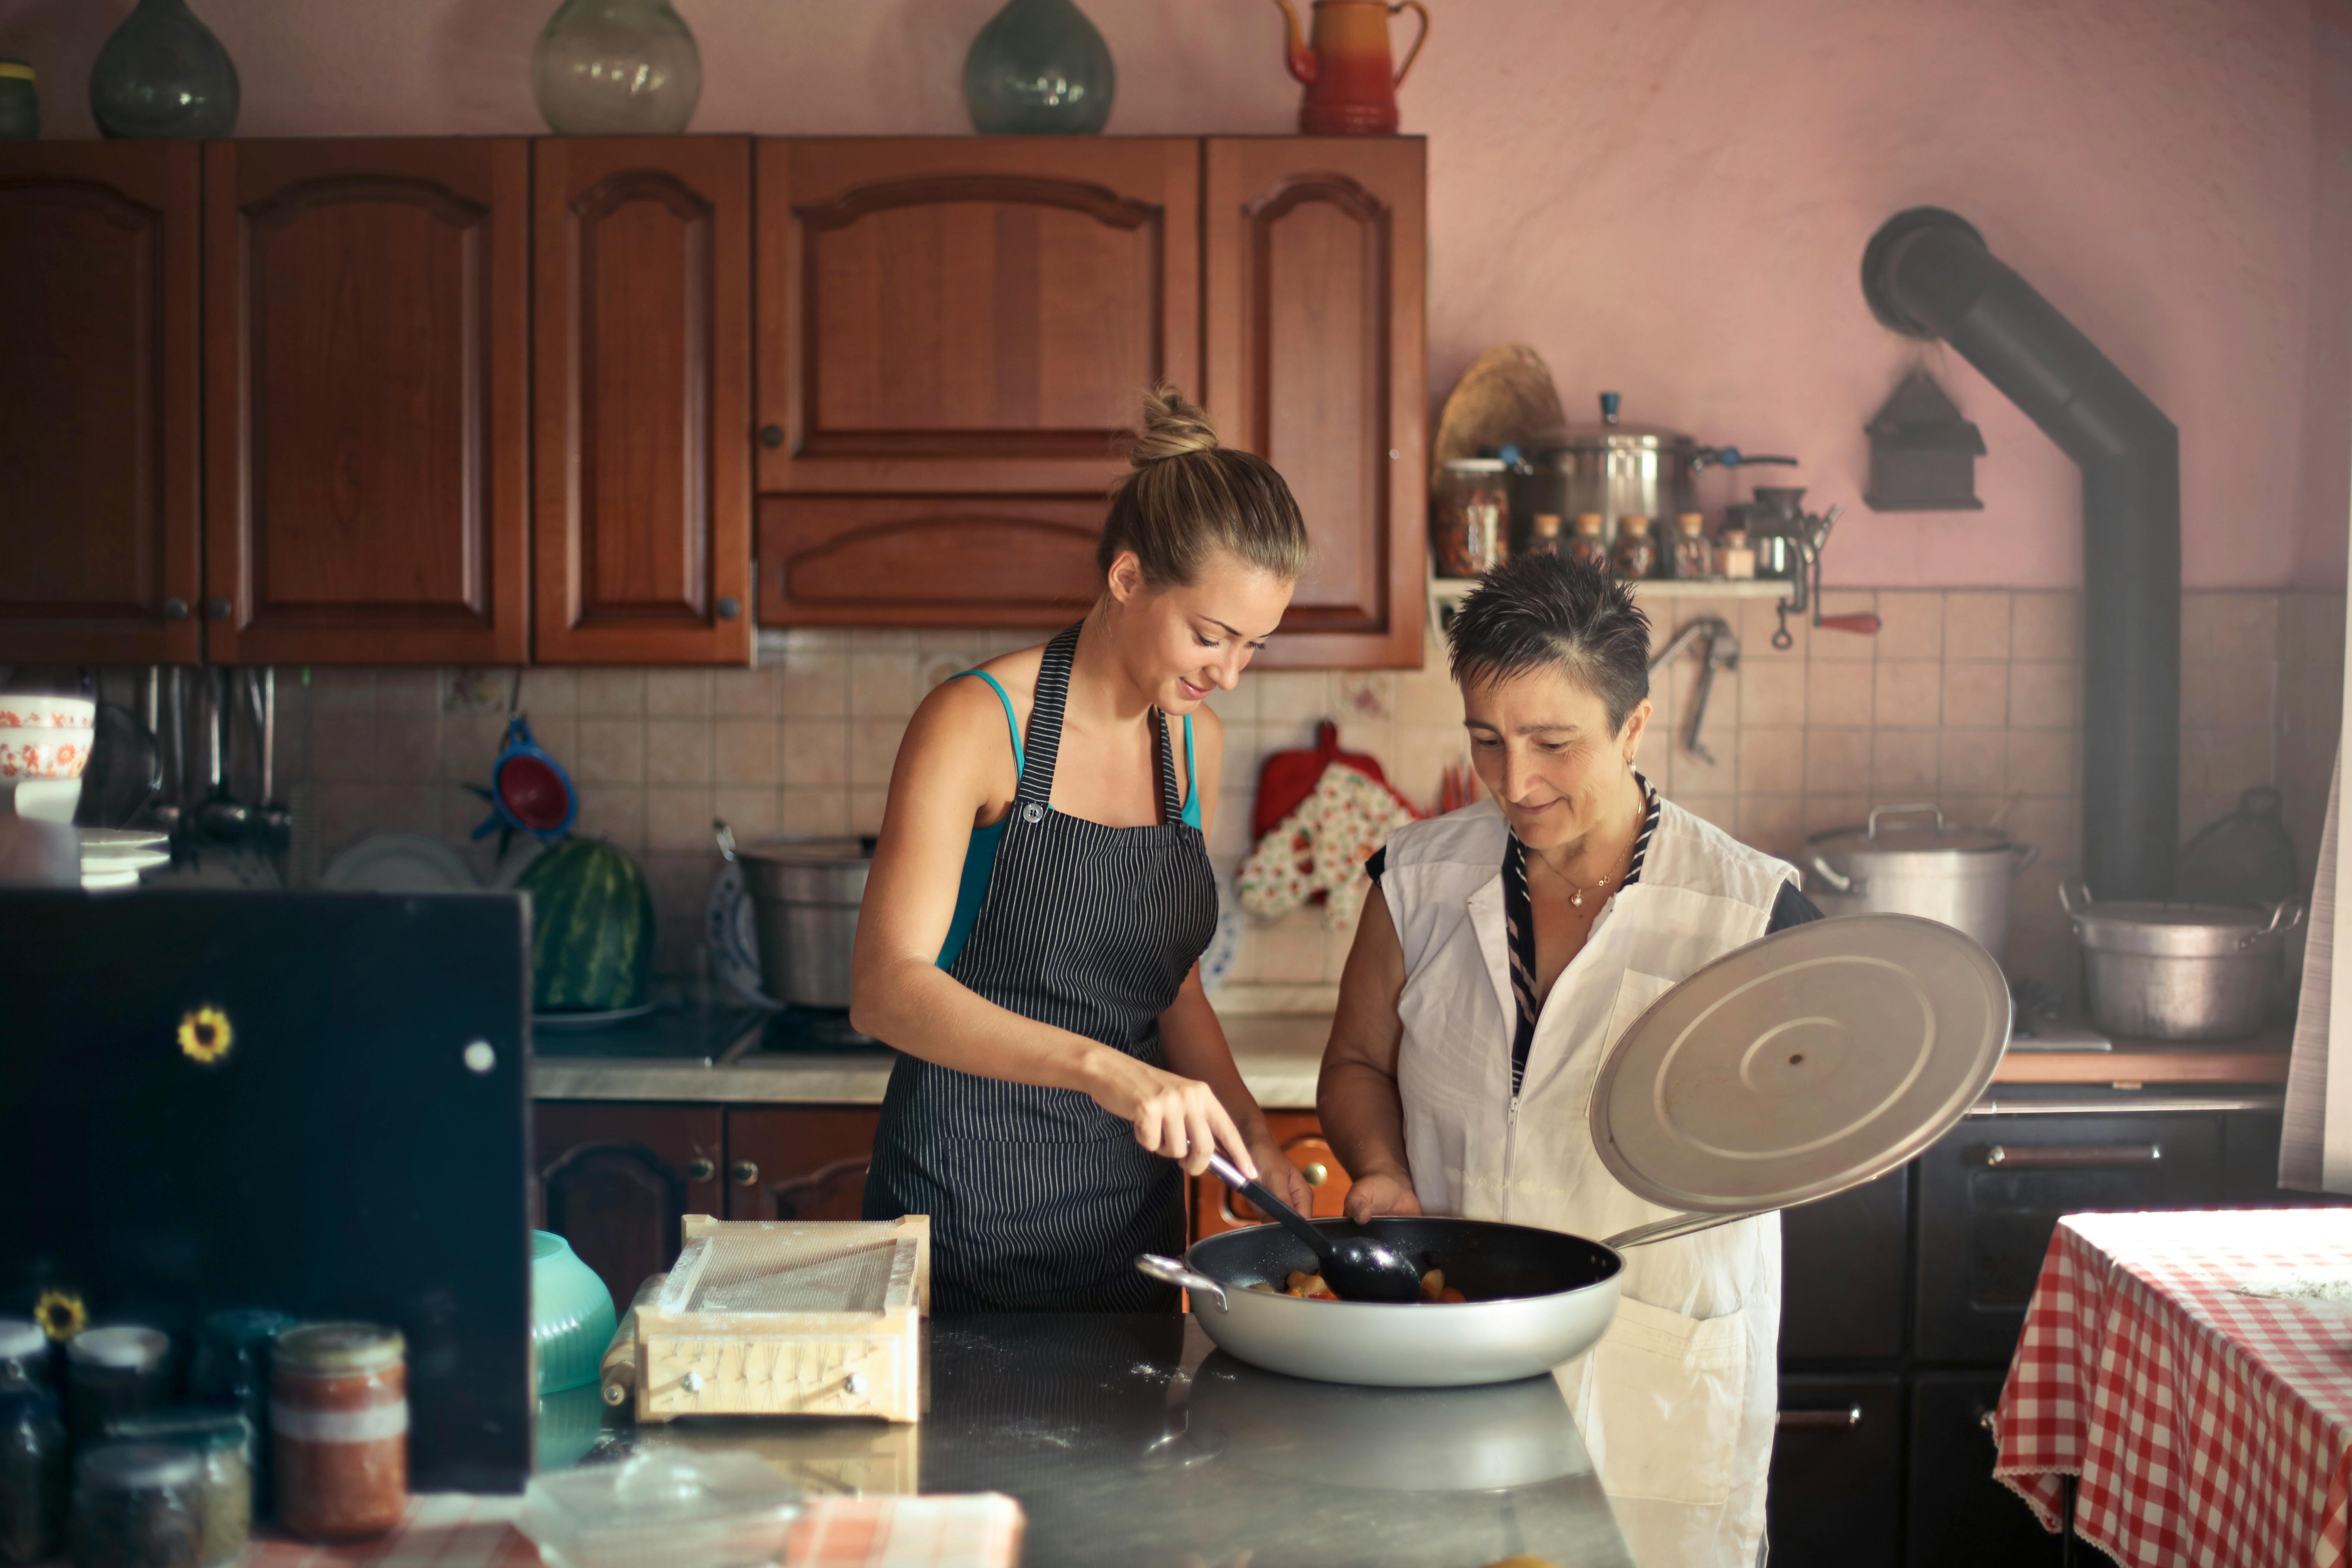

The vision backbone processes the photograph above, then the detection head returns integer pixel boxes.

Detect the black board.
[0,889,533,1492]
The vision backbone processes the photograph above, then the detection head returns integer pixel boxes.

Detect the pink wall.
[8,0,2346,588]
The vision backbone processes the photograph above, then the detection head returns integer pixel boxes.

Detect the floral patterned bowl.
[0,697,96,780]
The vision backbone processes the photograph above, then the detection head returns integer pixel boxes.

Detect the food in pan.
[1243,1268,1467,1303]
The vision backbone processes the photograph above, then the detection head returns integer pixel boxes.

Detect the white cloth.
[1378,797,1793,1568]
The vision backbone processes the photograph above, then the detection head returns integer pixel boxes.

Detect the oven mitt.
[1238,757,1418,928]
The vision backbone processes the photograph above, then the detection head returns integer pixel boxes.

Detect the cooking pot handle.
[1603,1208,1772,1250]
[2242,899,2308,950]
[2010,843,2040,877]
[1807,854,1855,894]
[1867,802,1943,839]
[1136,1253,1228,1312]
[713,819,739,863]
[2059,877,2092,917]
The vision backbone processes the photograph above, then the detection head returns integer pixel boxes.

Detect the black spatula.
[1205,1151,1423,1303]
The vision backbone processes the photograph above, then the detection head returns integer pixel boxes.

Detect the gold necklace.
[1530,838,1633,908]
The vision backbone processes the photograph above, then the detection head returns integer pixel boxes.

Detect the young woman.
[1317,554,1821,1568]
[849,386,1315,1312]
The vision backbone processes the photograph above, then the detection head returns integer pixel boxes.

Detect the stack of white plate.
[78,827,170,892]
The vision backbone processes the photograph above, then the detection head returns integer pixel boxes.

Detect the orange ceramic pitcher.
[1272,0,1430,135]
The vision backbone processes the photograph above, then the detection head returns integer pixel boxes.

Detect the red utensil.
[1250,720,1409,842]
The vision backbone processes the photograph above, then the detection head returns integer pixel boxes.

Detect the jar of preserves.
[1670,513,1712,579]
[1430,459,1510,578]
[104,1414,249,1568]
[0,1326,67,1566]
[1566,514,1609,571]
[1719,528,1756,581]
[67,1331,170,1450]
[1525,513,1563,559]
[69,1445,199,1568]
[271,1325,405,1542]
[1612,515,1656,580]
[189,1310,290,1516]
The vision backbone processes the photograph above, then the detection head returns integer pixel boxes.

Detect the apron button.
[1022,803,1045,825]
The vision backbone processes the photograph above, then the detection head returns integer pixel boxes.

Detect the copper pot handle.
[1389,1,1430,85]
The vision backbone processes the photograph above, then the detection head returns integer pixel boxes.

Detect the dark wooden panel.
[205,139,529,665]
[758,493,1102,627]
[1205,138,1425,669]
[1193,1112,1353,1239]
[534,137,751,665]
[754,138,1198,494]
[1906,1373,2066,1567]
[1780,1165,1909,1362]
[534,1102,725,1312]
[0,143,201,664]
[1766,1374,1904,1567]
[724,1107,882,1222]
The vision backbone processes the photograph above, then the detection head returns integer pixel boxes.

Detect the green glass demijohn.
[964,0,1115,135]
[532,0,702,136]
[529,1231,616,1395]
[89,0,240,139]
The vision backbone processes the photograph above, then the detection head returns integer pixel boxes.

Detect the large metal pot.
[713,825,870,1009]
[1806,803,2037,958]
[1516,392,1794,552]
[2062,880,2304,1041]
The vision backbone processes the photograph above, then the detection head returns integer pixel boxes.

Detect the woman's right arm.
[847,678,1255,1179]
[1318,886,1422,1222]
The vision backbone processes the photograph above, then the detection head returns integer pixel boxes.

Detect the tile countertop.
[530,1012,2288,1106]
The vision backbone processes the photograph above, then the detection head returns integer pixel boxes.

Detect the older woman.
[1318,554,1819,1568]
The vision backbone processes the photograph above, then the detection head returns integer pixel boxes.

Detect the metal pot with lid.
[2061,880,2303,1041]
[1806,803,2036,959]
[1519,391,1796,552]
[714,824,871,1009]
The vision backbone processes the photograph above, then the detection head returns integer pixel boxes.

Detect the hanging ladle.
[1203,1150,1425,1303]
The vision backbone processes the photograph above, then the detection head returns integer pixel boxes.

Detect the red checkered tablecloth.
[1993,1209,2352,1568]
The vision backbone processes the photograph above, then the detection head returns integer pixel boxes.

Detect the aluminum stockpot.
[2062,881,2304,1042]
[715,826,871,1009]
[1806,803,2036,958]
[1140,1216,1624,1388]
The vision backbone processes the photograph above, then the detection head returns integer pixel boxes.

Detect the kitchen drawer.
[1193,1112,1353,1239]
[1916,1112,2223,1363]
[1905,1372,2064,1566]
[1765,1374,1902,1567]
[1780,1165,1909,1362]
[724,1107,881,1221]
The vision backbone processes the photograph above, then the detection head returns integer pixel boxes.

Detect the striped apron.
[862,624,1218,1312]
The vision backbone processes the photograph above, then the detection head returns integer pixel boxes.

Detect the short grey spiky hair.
[1447,554,1652,733]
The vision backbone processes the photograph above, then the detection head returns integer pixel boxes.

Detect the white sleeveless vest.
[1380,797,1795,1568]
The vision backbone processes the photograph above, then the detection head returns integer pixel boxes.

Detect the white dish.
[533,1003,659,1031]
[490,837,547,890]
[706,863,782,1009]
[13,778,83,824]
[81,867,143,891]
[322,831,480,893]
[76,827,168,856]
[82,846,169,874]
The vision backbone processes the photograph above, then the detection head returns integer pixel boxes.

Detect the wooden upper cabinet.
[0,145,202,665]
[534,138,751,665]
[1205,138,1426,669]
[754,138,1200,495]
[204,140,530,665]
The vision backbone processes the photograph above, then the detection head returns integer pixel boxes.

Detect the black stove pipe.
[1862,207,2179,901]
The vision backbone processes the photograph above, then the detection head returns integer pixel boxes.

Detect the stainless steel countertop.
[576,1315,1634,1568]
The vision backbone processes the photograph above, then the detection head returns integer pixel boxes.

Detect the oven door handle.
[1981,1142,2163,1169]
[1777,1406,1863,1431]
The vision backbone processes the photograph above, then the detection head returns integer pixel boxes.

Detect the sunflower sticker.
[34,1289,86,1342]
[178,1006,233,1066]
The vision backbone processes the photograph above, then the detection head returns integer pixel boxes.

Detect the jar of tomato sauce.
[269,1325,404,1542]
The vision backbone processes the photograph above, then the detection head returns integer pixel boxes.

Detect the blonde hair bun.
[1128,382,1221,465]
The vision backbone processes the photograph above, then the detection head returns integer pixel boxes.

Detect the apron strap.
[1154,711,1182,826]
[1014,623,1084,808]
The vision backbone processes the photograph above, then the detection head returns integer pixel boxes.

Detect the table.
[1993,1209,2352,1568]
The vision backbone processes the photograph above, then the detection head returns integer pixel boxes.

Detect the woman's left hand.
[1243,1130,1316,1216]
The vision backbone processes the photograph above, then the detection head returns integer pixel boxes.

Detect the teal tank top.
[935,670,1199,970]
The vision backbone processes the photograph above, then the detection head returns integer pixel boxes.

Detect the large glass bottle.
[88,0,239,140]
[532,0,702,136]
[963,0,1115,134]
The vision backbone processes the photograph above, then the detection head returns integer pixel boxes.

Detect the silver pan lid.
[1590,914,2010,1215]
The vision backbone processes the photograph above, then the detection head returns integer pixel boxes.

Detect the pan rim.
[1186,1216,1625,1309]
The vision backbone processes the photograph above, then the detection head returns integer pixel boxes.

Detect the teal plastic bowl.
[531,1232,617,1395]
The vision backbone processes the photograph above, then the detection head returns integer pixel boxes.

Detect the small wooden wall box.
[630,1214,930,1425]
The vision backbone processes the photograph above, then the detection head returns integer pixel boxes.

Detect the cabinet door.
[1205,138,1426,669]
[534,1102,725,1311]
[0,144,202,664]
[724,1107,881,1222]
[1193,1112,1353,1239]
[534,138,752,665]
[1780,1165,1909,1362]
[754,138,1199,497]
[1766,1375,1903,1567]
[204,140,530,665]
[1906,1373,2065,1568]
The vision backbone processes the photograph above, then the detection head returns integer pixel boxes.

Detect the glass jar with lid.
[1430,459,1510,578]
[1670,513,1712,579]
[1567,514,1609,571]
[67,1331,170,1451]
[69,1445,199,1568]
[271,1324,406,1542]
[1611,515,1657,580]
[104,1413,249,1568]
[189,1310,290,1516]
[0,1320,67,1566]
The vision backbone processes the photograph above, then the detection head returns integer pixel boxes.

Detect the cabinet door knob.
[1301,1162,1330,1187]
[758,424,785,449]
[843,1372,868,1396]
[730,1160,760,1186]
[685,1158,715,1182]
[716,597,741,621]
[163,598,190,621]
[205,597,232,621]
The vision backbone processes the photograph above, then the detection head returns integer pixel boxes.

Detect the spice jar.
[1718,528,1756,581]
[1567,514,1609,571]
[1671,513,1712,580]
[70,1445,199,1568]
[104,1414,248,1568]
[189,1310,290,1517]
[1430,459,1510,578]
[67,1331,170,1451]
[1525,513,1563,559]
[1612,515,1656,580]
[0,1325,67,1566]
[271,1325,405,1542]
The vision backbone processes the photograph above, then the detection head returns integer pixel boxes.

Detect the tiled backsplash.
[148,587,2343,1012]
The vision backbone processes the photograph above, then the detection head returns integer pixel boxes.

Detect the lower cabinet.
[1191,1111,1354,1238]
[1904,1374,2064,1568]
[1765,1375,1904,1567]
[723,1107,883,1221]
[533,1103,725,1311]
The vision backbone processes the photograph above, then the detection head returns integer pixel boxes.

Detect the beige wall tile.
[1734,794,1804,860]
[1939,729,2008,797]
[783,720,850,788]
[1208,677,1264,724]
[1740,662,1806,727]
[712,787,777,841]
[1805,729,1872,793]
[2008,730,2076,795]
[576,784,646,852]
[1872,729,1939,796]
[437,711,504,785]
[645,718,714,786]
[715,719,780,787]
[1811,592,1879,661]
[374,783,440,837]
[645,670,713,718]
[2203,728,2278,799]
[519,668,577,715]
[1943,662,2008,728]
[1739,596,1806,661]
[1676,794,1737,837]
[2182,591,2281,663]
[778,651,849,719]
[574,717,648,786]
[850,786,889,835]
[1806,661,1874,725]
[2008,662,2078,729]
[647,786,716,851]
[1250,912,1329,984]
[310,711,379,782]
[1258,672,1333,724]
[1738,727,1804,794]
[2182,658,2276,732]
[2010,592,2079,660]
[577,669,645,716]
[849,649,922,718]
[850,719,907,786]
[1942,591,2010,660]
[375,669,440,714]
[1804,792,1871,834]
[1874,591,1944,660]
[780,788,850,835]
[309,668,376,712]
[713,668,780,716]
[1874,662,1941,728]
[2005,795,2078,864]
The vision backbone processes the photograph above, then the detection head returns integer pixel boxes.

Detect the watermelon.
[516,837,655,1012]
